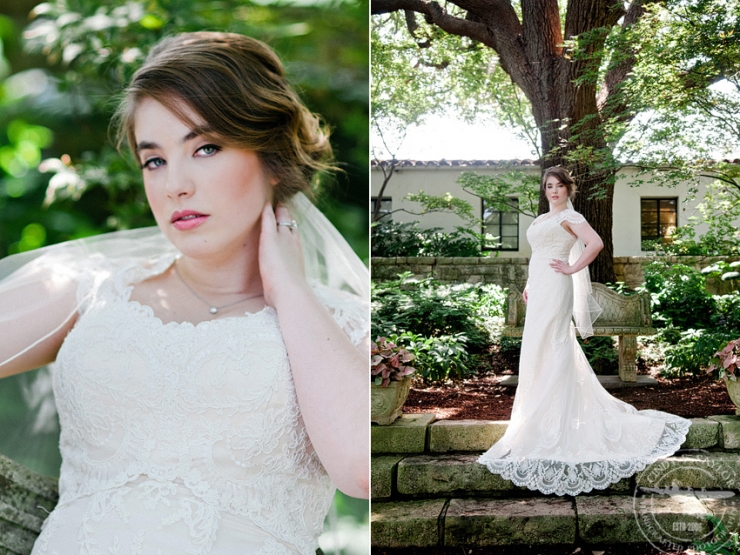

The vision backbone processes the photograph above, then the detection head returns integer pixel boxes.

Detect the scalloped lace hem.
[477,413,691,496]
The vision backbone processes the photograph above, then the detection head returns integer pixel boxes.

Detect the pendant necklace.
[174,262,263,315]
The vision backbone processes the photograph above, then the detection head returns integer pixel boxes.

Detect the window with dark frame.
[371,197,392,220]
[641,198,678,245]
[482,198,519,251]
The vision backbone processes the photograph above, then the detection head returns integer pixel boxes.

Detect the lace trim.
[478,411,691,496]
[552,208,586,226]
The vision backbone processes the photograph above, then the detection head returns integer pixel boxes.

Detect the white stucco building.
[371,160,734,258]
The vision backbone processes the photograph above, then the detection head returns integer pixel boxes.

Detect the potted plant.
[707,338,740,415]
[371,337,416,425]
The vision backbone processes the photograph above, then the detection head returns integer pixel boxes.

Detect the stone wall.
[371,257,529,292]
[372,255,740,292]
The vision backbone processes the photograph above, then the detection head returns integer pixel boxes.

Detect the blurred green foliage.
[0,0,369,544]
[0,0,369,260]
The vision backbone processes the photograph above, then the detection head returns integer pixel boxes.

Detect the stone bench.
[503,283,656,382]
[0,453,58,555]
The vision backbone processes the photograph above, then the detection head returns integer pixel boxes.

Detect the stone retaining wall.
[372,255,740,291]
[371,257,529,291]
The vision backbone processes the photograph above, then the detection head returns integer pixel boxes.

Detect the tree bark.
[372,0,635,283]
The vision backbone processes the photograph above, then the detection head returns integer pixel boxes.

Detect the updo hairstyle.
[541,166,577,201]
[115,32,332,203]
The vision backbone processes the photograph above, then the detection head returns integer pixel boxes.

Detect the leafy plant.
[371,337,416,386]
[578,336,618,375]
[371,274,505,351]
[388,331,471,382]
[371,220,494,257]
[702,260,740,283]
[663,329,736,377]
[691,514,740,555]
[641,262,716,330]
[707,338,740,382]
[711,292,740,334]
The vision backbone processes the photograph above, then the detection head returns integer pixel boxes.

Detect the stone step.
[373,452,740,501]
[372,493,740,548]
[372,413,737,455]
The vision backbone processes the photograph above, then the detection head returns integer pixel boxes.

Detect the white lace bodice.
[32,256,368,555]
[527,208,586,260]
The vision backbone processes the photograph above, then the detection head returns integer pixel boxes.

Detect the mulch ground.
[402,346,737,421]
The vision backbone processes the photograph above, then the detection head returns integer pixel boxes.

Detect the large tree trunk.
[372,0,633,284]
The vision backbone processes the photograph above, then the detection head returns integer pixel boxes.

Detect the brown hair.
[541,166,577,200]
[114,32,332,203]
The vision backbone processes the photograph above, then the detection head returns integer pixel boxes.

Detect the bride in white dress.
[478,166,690,496]
[0,32,368,554]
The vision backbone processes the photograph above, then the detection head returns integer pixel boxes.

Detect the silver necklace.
[174,262,263,315]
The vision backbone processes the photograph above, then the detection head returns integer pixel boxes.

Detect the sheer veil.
[0,191,368,371]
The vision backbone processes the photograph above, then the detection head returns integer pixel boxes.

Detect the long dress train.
[478,208,691,496]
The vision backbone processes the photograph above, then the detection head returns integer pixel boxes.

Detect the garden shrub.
[711,291,740,334]
[371,221,491,257]
[662,329,736,377]
[578,336,619,375]
[641,262,716,330]
[389,331,472,381]
[371,274,505,351]
[372,274,506,382]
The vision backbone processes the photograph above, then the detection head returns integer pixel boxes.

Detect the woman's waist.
[58,464,333,511]
[530,250,571,262]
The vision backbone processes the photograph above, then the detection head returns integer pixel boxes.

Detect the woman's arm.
[550,220,604,275]
[259,203,369,499]
[0,270,78,378]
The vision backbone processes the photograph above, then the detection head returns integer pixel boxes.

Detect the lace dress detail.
[478,209,690,496]
[31,256,368,555]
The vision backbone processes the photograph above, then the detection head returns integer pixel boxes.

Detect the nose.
[164,161,195,199]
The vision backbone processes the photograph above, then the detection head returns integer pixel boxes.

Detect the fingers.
[274,203,300,235]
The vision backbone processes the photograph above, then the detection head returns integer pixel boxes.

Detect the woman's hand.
[258,202,308,308]
[258,201,369,498]
[523,286,529,303]
[550,259,575,275]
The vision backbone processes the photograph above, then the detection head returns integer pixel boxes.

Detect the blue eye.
[197,144,221,156]
[141,157,165,170]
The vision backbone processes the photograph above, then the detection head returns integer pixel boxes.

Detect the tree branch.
[372,0,493,46]
[598,1,645,116]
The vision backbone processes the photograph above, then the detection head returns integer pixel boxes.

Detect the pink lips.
[171,210,209,231]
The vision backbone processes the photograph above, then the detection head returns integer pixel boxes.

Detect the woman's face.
[544,175,569,210]
[134,97,273,261]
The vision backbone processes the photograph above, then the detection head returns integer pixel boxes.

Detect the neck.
[175,235,263,298]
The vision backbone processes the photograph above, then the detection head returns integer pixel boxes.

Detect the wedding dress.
[478,208,691,496]
[25,253,367,555]
[0,195,369,554]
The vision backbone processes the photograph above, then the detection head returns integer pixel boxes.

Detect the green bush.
[372,274,506,382]
[371,274,505,351]
[389,331,472,382]
[641,262,716,329]
[578,336,619,375]
[711,291,740,334]
[371,221,492,257]
[662,329,736,377]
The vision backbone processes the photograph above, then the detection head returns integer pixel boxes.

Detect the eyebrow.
[136,126,215,153]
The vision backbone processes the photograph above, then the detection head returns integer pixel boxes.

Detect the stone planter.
[725,378,740,415]
[371,377,413,426]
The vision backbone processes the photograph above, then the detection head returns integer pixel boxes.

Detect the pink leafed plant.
[707,338,740,381]
[371,337,416,387]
